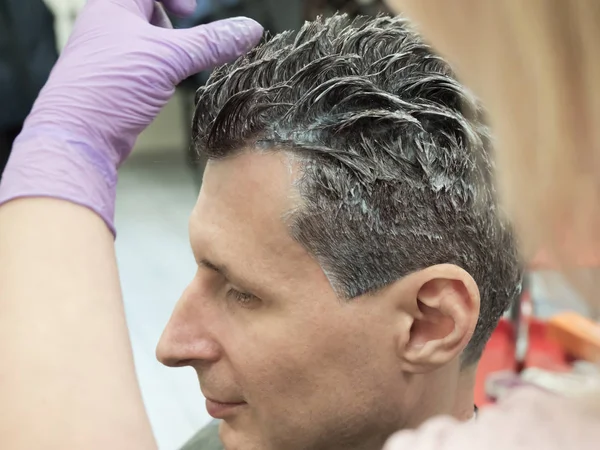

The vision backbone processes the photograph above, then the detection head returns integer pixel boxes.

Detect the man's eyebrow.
[198,258,231,279]
[198,258,257,292]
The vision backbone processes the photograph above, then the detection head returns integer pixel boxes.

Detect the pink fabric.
[384,388,600,450]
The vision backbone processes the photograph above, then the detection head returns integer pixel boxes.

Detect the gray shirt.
[180,406,478,450]
[180,420,223,450]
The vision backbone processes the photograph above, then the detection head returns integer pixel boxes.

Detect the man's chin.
[219,419,263,450]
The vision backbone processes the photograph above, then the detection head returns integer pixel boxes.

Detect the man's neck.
[407,363,478,429]
[328,366,479,450]
[452,366,477,421]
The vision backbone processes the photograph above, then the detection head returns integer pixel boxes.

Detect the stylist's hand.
[0,0,262,232]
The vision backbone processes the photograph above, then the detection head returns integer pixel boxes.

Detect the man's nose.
[156,287,221,367]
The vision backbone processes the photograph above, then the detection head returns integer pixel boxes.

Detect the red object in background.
[474,241,599,407]
[525,319,571,372]
[475,319,516,406]
[474,318,570,407]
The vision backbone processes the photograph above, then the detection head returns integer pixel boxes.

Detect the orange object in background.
[546,312,600,363]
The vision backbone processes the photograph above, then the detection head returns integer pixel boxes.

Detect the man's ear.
[391,264,480,374]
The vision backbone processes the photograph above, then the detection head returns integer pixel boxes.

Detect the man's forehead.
[188,151,310,280]
[194,150,297,227]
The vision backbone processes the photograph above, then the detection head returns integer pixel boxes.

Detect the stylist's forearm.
[0,198,156,450]
[0,0,262,447]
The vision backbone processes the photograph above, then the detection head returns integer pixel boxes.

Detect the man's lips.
[205,397,247,419]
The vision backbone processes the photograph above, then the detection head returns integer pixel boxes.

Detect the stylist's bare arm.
[0,1,261,448]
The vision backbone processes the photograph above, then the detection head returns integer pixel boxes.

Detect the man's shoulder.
[180,420,224,450]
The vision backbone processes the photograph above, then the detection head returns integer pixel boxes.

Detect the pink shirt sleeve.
[383,388,600,450]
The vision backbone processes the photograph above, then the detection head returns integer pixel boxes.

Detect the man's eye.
[226,288,258,306]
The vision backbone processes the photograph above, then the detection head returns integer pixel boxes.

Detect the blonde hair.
[488,1,600,413]
[396,0,600,297]
[394,0,600,410]
[483,1,600,300]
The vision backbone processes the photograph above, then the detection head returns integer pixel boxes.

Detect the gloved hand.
[0,0,262,234]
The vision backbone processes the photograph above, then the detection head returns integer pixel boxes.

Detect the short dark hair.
[192,14,522,366]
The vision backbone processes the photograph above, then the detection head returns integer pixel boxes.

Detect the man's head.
[157,14,522,450]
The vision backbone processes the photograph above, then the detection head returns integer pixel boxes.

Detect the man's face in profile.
[156,151,424,450]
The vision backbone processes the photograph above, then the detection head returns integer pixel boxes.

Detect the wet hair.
[192,14,522,366]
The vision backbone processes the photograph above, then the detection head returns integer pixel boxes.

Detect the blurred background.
[0,1,595,449]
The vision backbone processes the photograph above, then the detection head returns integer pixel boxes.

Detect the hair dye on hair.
[192,14,523,366]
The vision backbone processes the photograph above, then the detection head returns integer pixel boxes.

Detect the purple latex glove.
[0,0,262,234]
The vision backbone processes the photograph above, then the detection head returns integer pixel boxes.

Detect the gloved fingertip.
[226,16,264,30]
[163,16,264,82]
[218,17,264,48]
